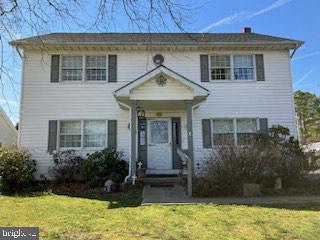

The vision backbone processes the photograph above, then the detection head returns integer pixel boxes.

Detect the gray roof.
[9,32,303,48]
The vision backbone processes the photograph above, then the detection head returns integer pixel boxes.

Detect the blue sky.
[0,0,319,124]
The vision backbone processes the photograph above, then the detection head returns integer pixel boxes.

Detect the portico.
[114,65,209,179]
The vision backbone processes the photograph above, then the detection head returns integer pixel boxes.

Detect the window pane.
[62,56,83,68]
[59,135,81,148]
[211,55,231,80]
[237,133,256,145]
[237,119,257,133]
[236,119,257,145]
[233,55,253,68]
[84,120,106,147]
[233,55,254,80]
[150,120,168,144]
[61,56,83,81]
[60,121,81,134]
[62,69,83,81]
[84,120,106,134]
[212,119,234,133]
[85,56,107,81]
[211,68,231,80]
[211,56,230,67]
[86,69,106,81]
[234,68,254,80]
[86,56,106,68]
[213,133,234,145]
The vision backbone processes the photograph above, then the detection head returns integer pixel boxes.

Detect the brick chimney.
[243,27,252,33]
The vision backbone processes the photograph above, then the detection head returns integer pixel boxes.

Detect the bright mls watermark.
[0,227,39,240]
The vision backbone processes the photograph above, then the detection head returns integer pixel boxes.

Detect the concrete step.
[139,176,185,185]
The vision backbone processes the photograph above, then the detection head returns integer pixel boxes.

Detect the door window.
[150,120,169,144]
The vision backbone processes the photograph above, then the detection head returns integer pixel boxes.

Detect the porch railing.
[177,148,192,197]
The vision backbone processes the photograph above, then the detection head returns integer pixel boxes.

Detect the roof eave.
[10,41,303,50]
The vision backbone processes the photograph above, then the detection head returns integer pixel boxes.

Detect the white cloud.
[199,12,247,33]
[248,0,292,18]
[199,0,293,33]
[293,51,320,61]
[293,65,320,88]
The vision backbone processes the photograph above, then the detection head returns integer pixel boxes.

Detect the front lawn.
[1,192,320,240]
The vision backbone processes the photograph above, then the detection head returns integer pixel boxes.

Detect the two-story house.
[10,28,303,181]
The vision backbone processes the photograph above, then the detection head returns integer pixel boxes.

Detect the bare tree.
[0,0,199,122]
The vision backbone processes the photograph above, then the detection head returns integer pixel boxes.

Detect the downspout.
[113,97,132,184]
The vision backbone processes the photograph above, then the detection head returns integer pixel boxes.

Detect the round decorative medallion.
[156,75,167,86]
[153,54,164,65]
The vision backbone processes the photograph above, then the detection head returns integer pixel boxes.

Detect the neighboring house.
[10,28,303,179]
[0,106,17,146]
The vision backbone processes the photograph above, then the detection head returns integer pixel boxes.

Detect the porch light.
[137,109,145,118]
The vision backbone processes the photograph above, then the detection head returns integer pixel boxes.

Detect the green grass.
[1,192,320,240]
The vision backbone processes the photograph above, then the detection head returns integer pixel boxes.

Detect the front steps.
[139,175,186,186]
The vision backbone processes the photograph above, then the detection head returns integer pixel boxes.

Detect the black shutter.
[202,119,212,148]
[200,55,209,82]
[108,55,117,82]
[108,120,117,149]
[255,54,265,81]
[259,118,268,134]
[50,55,60,83]
[48,120,58,153]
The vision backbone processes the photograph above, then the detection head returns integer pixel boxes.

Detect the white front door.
[147,118,172,169]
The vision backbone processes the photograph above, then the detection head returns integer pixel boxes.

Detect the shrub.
[49,150,83,183]
[0,146,36,193]
[81,148,128,186]
[194,126,309,197]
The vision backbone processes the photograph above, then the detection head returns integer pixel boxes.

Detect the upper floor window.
[233,55,254,80]
[210,54,255,81]
[61,56,83,81]
[85,56,107,81]
[210,55,231,80]
[61,56,107,82]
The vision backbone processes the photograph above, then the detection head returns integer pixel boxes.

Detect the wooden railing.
[177,148,192,196]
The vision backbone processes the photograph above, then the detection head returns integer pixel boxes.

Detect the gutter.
[290,42,304,58]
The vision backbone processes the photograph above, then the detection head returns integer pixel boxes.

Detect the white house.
[10,28,303,180]
[0,106,17,146]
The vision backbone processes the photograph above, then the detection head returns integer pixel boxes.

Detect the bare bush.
[194,126,309,197]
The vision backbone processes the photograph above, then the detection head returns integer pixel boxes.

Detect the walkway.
[142,185,320,205]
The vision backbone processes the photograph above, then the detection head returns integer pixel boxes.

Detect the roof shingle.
[10,32,303,48]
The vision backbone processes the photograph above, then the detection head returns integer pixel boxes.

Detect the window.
[210,55,231,80]
[84,120,106,147]
[209,54,255,81]
[61,56,83,81]
[59,120,107,149]
[59,121,82,148]
[233,55,254,80]
[85,56,107,81]
[211,118,258,146]
[236,119,257,145]
[212,119,234,145]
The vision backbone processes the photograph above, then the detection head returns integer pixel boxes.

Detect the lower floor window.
[59,120,106,148]
[212,118,258,146]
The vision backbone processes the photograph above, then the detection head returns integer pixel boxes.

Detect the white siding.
[0,108,17,146]
[19,49,297,176]
[131,77,193,100]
